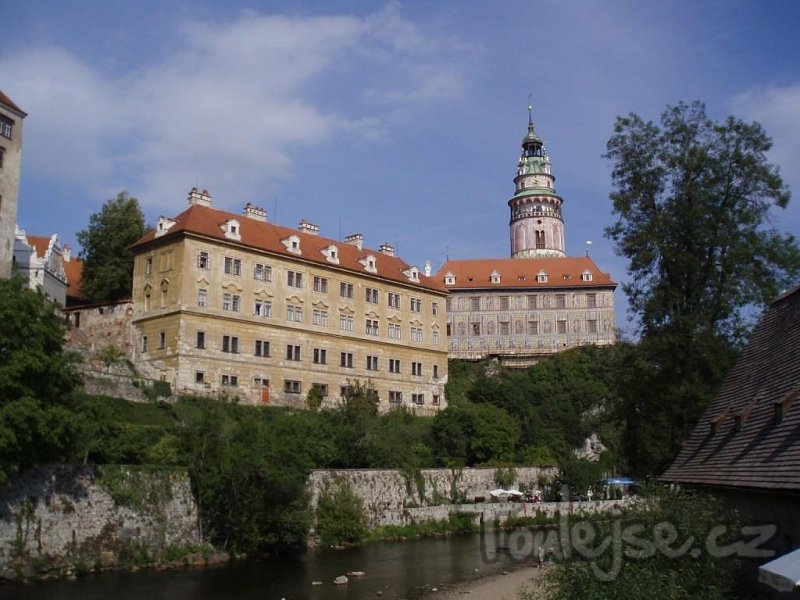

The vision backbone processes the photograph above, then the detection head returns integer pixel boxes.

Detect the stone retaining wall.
[0,465,201,580]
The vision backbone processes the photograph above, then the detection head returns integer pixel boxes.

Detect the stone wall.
[308,467,559,527]
[0,465,201,580]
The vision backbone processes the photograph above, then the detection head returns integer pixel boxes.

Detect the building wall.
[12,229,68,305]
[445,286,615,363]
[132,235,448,413]
[0,99,24,279]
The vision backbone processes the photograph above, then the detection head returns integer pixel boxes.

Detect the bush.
[315,480,368,546]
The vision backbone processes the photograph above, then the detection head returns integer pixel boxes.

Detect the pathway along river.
[0,533,535,600]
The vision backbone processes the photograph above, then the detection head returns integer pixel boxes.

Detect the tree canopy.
[76,191,148,304]
[0,277,82,483]
[605,101,800,475]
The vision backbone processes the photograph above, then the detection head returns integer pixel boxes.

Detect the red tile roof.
[435,257,616,290]
[0,90,26,116]
[64,257,84,300]
[132,203,447,293]
[662,285,800,492]
[27,236,52,259]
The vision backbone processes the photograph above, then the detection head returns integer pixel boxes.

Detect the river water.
[0,533,532,600]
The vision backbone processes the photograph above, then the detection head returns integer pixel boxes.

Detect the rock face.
[0,465,202,580]
[573,433,607,462]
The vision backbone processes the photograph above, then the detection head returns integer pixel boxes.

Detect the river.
[0,533,531,600]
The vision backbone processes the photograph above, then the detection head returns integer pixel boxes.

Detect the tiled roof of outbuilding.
[661,285,800,492]
[435,257,616,290]
[131,203,446,294]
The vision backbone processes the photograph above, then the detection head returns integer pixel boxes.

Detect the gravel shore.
[425,564,551,600]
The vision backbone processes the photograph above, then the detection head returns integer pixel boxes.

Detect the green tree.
[605,101,800,475]
[0,277,82,483]
[77,191,148,303]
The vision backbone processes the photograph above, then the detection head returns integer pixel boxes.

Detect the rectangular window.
[195,371,205,384]
[197,288,208,307]
[527,295,537,309]
[389,359,401,373]
[313,276,328,293]
[0,147,4,168]
[286,305,303,322]
[224,257,242,276]
[528,321,539,335]
[340,282,354,299]
[313,309,328,327]
[388,292,401,308]
[365,319,379,336]
[313,348,327,364]
[287,270,303,288]
[158,331,166,349]
[339,314,354,331]
[389,391,403,403]
[556,294,566,309]
[388,323,401,339]
[366,355,379,371]
[255,340,270,357]
[312,383,328,397]
[197,251,210,269]
[433,394,440,406]
[286,344,300,361]
[433,330,440,346]
[340,352,353,368]
[432,302,439,316]
[221,374,239,387]
[433,364,439,378]
[284,380,301,394]
[557,320,567,334]
[499,296,510,310]
[412,393,425,405]
[196,331,205,349]
[587,319,598,334]
[470,297,480,311]
[0,116,12,139]
[254,299,272,317]
[254,263,272,282]
[472,322,481,336]
[145,257,153,275]
[412,361,422,376]
[586,293,597,309]
[365,287,379,304]
[410,297,422,312]
[222,293,241,312]
[411,326,424,342]
[222,335,239,353]
[142,336,148,353]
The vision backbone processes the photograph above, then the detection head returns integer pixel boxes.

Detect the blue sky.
[2,0,799,335]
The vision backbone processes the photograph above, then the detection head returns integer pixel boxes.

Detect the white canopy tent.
[759,547,800,592]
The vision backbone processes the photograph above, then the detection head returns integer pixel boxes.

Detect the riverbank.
[427,564,551,600]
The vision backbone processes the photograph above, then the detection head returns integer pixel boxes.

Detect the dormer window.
[359,255,378,274]
[403,266,419,282]
[490,270,501,284]
[281,234,302,255]
[221,219,241,241]
[155,217,177,238]
[444,271,455,286]
[581,270,593,282]
[321,244,340,264]
[537,270,548,283]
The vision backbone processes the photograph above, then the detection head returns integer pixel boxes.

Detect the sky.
[2,0,799,335]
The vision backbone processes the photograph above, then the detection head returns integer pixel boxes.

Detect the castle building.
[12,227,69,305]
[437,108,616,366]
[130,189,448,414]
[0,91,26,278]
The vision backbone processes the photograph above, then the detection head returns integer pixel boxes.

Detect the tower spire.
[507,107,566,258]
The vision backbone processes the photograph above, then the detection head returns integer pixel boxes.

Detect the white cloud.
[0,6,476,213]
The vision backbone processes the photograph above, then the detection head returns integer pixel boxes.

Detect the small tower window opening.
[535,230,546,249]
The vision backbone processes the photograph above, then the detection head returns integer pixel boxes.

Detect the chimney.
[379,242,395,256]
[63,244,71,262]
[188,187,212,207]
[345,233,363,250]
[243,202,267,222]
[298,219,319,235]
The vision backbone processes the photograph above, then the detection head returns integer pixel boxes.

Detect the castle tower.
[0,90,26,278]
[508,106,565,258]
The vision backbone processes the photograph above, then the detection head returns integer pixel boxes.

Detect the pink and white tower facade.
[508,106,565,258]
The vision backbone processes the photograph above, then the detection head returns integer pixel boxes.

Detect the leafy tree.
[315,480,368,546]
[605,101,800,475]
[431,401,520,466]
[0,277,82,483]
[76,191,148,304]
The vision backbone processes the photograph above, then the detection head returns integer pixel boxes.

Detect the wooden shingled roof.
[131,203,446,294]
[661,285,800,492]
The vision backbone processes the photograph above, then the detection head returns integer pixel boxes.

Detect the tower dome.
[508,106,565,258]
